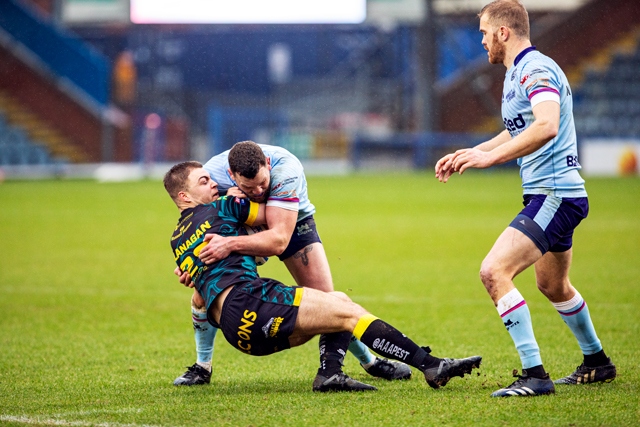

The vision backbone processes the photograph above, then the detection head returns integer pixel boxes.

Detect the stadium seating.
[0,112,61,166]
[437,0,640,135]
[573,43,640,138]
[0,0,132,166]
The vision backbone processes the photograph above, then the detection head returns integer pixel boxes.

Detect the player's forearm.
[489,119,557,165]
[225,230,289,257]
[474,130,512,152]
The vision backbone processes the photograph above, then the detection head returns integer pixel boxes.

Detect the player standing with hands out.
[435,0,615,397]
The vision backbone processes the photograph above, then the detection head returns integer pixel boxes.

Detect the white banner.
[63,0,130,23]
[130,0,366,24]
[581,139,639,176]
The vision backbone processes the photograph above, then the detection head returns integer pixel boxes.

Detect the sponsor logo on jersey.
[525,78,551,92]
[519,69,545,86]
[503,113,526,132]
[505,90,516,103]
[511,70,517,81]
[281,177,297,187]
[566,155,580,167]
[371,338,409,361]
[273,190,293,197]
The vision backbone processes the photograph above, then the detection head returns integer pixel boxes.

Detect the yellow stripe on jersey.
[245,201,259,226]
[293,287,304,307]
[353,313,379,340]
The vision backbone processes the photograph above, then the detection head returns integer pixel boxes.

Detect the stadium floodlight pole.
[414,0,438,132]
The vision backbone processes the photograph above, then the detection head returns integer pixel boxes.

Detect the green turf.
[0,171,639,426]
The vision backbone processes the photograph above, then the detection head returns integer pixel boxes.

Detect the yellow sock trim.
[293,287,304,307]
[353,313,379,340]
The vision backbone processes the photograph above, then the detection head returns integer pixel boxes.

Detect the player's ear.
[266,157,271,170]
[177,190,190,202]
[500,26,509,41]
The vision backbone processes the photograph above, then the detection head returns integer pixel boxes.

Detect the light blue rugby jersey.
[202,144,315,222]
[501,47,587,197]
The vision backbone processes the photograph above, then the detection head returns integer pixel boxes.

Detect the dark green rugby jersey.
[170,196,260,310]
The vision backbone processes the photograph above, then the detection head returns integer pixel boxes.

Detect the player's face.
[233,165,271,203]
[480,16,505,65]
[185,167,219,205]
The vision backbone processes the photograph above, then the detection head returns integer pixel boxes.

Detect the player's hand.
[226,187,246,198]
[199,233,232,264]
[174,266,194,288]
[435,153,457,183]
[451,148,494,174]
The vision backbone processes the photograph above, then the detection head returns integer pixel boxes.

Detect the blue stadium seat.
[4,128,28,146]
[28,144,51,164]
[0,118,60,164]
[0,143,9,165]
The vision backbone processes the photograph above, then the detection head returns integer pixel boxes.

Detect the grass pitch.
[0,171,639,426]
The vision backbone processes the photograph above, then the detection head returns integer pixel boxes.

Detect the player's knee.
[479,260,496,287]
[329,292,367,325]
[349,302,368,321]
[536,277,570,300]
[302,280,334,292]
[191,291,206,310]
[330,291,352,303]
[536,281,553,299]
[289,334,314,348]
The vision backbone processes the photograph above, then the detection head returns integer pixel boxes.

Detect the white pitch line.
[52,409,143,418]
[0,415,165,427]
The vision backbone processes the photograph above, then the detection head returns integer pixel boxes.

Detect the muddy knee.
[191,290,206,310]
[479,261,503,301]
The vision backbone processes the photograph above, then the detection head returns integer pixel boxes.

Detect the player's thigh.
[534,249,573,301]
[295,288,366,336]
[482,227,542,280]
[218,280,300,356]
[283,242,334,292]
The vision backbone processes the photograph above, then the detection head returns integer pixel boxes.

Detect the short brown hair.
[478,0,530,39]
[228,141,266,179]
[163,161,203,201]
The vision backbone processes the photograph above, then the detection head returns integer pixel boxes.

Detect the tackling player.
[434,0,615,397]
[173,141,411,385]
[164,161,482,392]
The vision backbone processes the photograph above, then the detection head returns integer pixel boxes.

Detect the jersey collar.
[514,46,537,67]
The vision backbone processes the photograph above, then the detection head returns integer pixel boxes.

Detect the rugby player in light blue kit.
[173,141,411,386]
[435,0,615,397]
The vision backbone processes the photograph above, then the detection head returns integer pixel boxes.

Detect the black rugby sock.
[584,349,610,367]
[353,314,440,370]
[522,364,547,379]
[318,332,351,377]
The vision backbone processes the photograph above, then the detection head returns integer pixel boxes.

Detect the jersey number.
[179,242,207,277]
